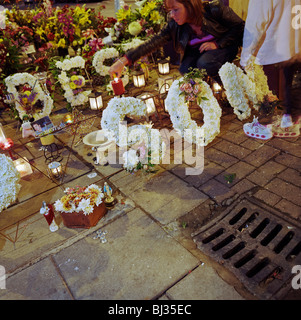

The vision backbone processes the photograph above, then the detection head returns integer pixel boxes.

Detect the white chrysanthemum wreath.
[92,47,119,76]
[219,59,272,121]
[165,70,222,147]
[4,72,54,120]
[0,154,21,213]
[56,56,91,107]
[101,96,166,171]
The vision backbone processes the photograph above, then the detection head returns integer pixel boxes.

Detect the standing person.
[240,0,301,136]
[109,0,244,80]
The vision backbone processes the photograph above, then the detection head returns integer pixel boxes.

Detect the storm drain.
[192,197,301,299]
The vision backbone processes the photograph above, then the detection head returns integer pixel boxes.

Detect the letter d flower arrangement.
[54,184,107,228]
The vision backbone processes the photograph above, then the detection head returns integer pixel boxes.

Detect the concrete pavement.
[0,0,301,303]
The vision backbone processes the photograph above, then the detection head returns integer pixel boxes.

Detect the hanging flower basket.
[60,202,107,229]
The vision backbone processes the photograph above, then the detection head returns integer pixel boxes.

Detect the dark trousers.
[179,44,239,78]
[263,62,301,120]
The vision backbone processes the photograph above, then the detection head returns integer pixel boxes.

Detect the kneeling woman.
[109,0,245,79]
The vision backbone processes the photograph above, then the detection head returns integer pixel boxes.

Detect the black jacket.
[126,0,245,64]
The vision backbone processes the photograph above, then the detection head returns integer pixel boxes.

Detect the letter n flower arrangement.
[165,68,222,146]
[101,96,166,172]
[219,57,274,121]
[4,72,54,121]
[55,56,91,108]
[54,184,107,228]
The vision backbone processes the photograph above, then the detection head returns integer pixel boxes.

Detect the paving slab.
[166,264,244,300]
[52,208,200,300]
[0,257,72,300]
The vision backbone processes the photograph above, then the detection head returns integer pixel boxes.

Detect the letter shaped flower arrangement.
[165,68,222,146]
[4,72,54,121]
[56,56,91,107]
[101,96,166,173]
[0,154,21,213]
[219,57,275,121]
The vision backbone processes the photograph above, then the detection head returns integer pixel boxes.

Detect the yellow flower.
[70,82,77,89]
[57,38,66,48]
[116,6,132,21]
[150,10,161,23]
[140,1,156,17]
[70,75,79,81]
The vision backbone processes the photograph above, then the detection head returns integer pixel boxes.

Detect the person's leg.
[280,62,295,127]
[179,48,199,75]
[196,44,238,77]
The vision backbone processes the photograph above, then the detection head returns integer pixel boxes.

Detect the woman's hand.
[108,57,128,79]
[199,41,218,53]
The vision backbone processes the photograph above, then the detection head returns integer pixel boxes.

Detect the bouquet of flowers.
[113,0,166,41]
[178,68,208,104]
[54,184,104,215]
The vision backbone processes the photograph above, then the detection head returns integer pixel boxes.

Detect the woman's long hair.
[165,0,204,26]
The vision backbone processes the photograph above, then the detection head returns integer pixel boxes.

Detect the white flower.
[4,72,54,120]
[123,149,139,171]
[165,78,221,146]
[0,154,21,213]
[56,57,91,107]
[77,198,93,215]
[92,48,119,76]
[219,59,273,121]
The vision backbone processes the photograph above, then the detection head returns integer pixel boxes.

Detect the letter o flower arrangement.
[56,56,91,107]
[92,47,119,76]
[92,47,129,93]
[0,154,21,213]
[4,72,54,120]
[165,68,222,146]
[101,96,166,172]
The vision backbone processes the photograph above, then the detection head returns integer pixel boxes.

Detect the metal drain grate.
[192,197,301,300]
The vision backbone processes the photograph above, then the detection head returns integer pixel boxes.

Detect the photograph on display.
[31,116,54,134]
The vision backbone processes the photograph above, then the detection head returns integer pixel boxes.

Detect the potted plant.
[54,184,107,228]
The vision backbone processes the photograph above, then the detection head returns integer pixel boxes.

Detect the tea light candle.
[64,114,73,124]
[48,161,63,179]
[111,76,125,96]
[212,82,222,94]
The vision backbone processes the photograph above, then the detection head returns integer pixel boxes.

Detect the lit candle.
[111,76,125,96]
[158,59,170,75]
[0,123,6,144]
[213,82,222,94]
[64,114,73,124]
[13,157,33,177]
[48,161,63,179]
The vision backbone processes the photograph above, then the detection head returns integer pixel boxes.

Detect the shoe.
[273,124,300,138]
[243,116,273,140]
[272,115,300,138]
[281,114,293,128]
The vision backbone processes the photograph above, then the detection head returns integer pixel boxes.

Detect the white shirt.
[240,0,301,66]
